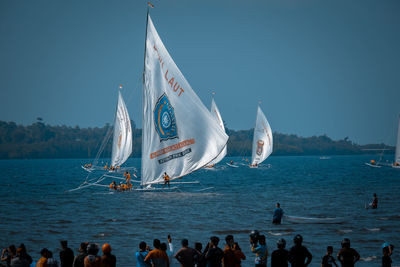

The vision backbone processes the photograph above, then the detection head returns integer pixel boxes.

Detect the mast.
[141,8,150,186]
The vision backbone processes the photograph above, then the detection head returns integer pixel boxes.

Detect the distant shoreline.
[0,121,394,159]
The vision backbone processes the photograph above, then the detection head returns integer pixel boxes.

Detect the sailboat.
[73,12,228,191]
[140,13,228,188]
[393,116,400,168]
[365,115,400,169]
[204,93,227,168]
[82,87,133,173]
[249,104,273,168]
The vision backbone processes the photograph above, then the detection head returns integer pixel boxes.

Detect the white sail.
[110,91,132,167]
[395,116,400,165]
[251,106,273,165]
[206,97,227,166]
[142,15,228,185]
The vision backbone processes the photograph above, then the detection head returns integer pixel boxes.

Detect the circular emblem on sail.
[154,93,178,142]
[256,140,264,156]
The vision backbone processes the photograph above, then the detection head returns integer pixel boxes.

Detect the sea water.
[0,155,399,266]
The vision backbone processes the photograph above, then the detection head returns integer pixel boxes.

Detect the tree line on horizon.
[0,120,393,159]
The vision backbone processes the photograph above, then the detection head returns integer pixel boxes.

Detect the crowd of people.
[0,233,394,267]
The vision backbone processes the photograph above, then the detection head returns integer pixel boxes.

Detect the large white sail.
[142,15,228,185]
[251,106,273,165]
[206,97,227,166]
[110,91,132,167]
[395,116,400,165]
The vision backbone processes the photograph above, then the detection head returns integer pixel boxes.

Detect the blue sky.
[1,0,399,145]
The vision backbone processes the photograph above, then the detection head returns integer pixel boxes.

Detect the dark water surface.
[0,155,399,266]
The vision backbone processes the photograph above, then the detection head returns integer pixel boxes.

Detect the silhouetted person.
[288,235,312,267]
[73,243,88,267]
[174,239,199,267]
[337,239,359,267]
[271,238,289,267]
[60,241,74,267]
[100,243,116,267]
[321,246,338,267]
[144,239,169,267]
[204,236,224,267]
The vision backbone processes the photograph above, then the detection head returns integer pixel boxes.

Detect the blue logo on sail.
[154,94,178,142]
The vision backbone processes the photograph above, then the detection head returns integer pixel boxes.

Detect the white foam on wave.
[360,256,377,262]
[366,228,381,232]
[268,231,284,236]
[338,229,353,233]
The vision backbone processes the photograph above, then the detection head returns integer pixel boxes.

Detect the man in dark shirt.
[204,236,224,267]
[271,238,289,267]
[288,235,312,267]
[174,239,199,267]
[337,239,360,267]
[60,240,74,267]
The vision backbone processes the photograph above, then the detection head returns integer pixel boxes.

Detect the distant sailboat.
[250,104,273,168]
[141,14,228,186]
[393,116,400,168]
[82,88,133,172]
[365,115,400,169]
[205,93,227,168]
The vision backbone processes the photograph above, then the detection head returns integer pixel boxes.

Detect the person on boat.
[163,172,171,188]
[104,164,108,170]
[271,238,288,267]
[336,238,359,267]
[370,160,376,165]
[273,203,284,225]
[288,234,312,267]
[251,234,268,267]
[321,246,338,267]
[144,239,170,267]
[109,181,117,190]
[100,243,116,267]
[88,163,92,168]
[125,172,131,185]
[371,193,378,209]
[59,240,74,267]
[136,242,150,267]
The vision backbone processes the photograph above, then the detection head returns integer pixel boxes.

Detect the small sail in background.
[110,91,132,167]
[206,95,227,166]
[251,105,273,166]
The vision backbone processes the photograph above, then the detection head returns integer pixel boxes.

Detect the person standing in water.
[273,203,284,224]
[371,193,378,209]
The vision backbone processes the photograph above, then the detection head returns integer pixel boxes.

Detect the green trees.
[0,121,391,159]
